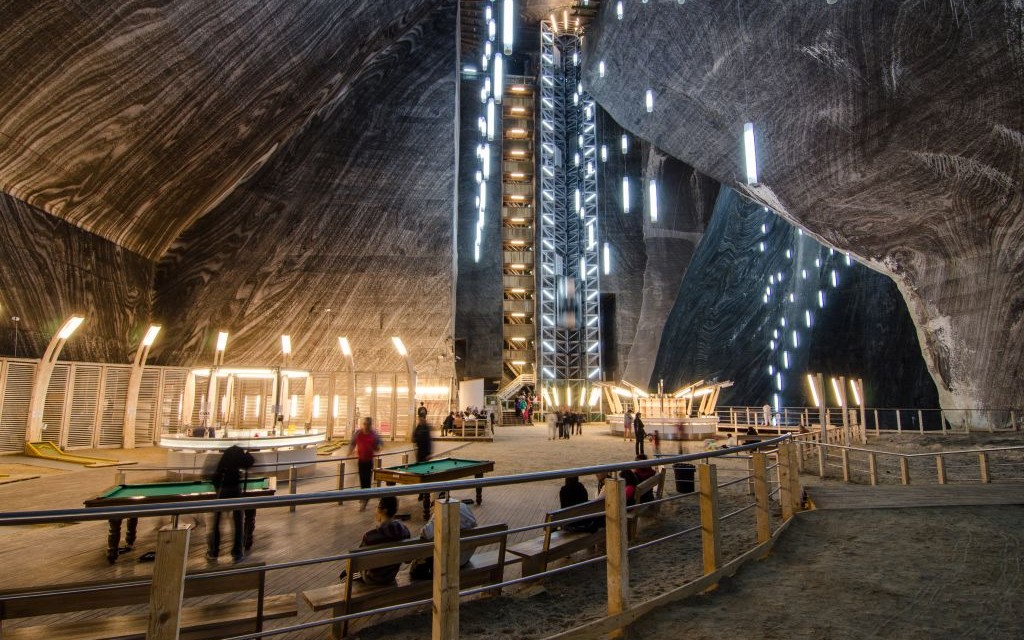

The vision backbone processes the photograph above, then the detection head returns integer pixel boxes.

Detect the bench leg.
[521,556,544,577]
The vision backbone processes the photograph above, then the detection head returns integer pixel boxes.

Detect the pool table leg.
[106,519,122,563]
[243,509,256,550]
[475,473,484,505]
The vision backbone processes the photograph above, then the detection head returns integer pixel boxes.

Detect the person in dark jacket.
[412,416,434,516]
[634,412,647,457]
[207,444,255,562]
[559,476,600,532]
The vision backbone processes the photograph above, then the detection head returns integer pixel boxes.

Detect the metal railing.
[0,437,799,640]
[716,405,1023,433]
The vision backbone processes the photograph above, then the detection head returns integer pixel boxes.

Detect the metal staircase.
[496,373,535,401]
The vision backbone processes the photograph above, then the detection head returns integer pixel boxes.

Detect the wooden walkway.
[806,483,1024,510]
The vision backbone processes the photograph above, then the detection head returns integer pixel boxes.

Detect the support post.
[868,453,878,486]
[432,499,461,640]
[778,447,794,520]
[147,525,191,640]
[289,465,297,513]
[786,443,802,514]
[698,463,721,575]
[752,452,771,544]
[899,457,910,485]
[815,373,828,444]
[873,409,880,436]
[26,316,83,443]
[936,455,947,484]
[123,332,157,448]
[979,453,990,483]
[817,444,827,479]
[841,448,850,483]
[604,476,629,639]
[918,409,924,433]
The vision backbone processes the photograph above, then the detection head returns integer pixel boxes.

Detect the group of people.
[440,409,494,436]
[545,409,586,440]
[558,454,659,532]
[513,393,535,424]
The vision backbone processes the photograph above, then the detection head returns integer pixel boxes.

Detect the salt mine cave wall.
[584,0,1024,414]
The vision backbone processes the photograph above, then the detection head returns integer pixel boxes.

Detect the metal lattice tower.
[538,22,602,397]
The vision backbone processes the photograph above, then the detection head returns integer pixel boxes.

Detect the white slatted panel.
[67,365,101,449]
[42,363,70,448]
[98,366,130,447]
[239,378,264,428]
[0,360,35,452]
[287,376,306,428]
[135,368,161,446]
[160,368,188,434]
[192,376,209,426]
[311,374,332,430]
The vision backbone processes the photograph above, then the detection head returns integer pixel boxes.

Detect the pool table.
[373,458,494,518]
[84,477,276,563]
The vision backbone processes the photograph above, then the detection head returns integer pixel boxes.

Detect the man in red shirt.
[347,416,382,510]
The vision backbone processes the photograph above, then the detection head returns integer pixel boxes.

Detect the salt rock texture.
[584,1,1024,414]
[0,0,458,373]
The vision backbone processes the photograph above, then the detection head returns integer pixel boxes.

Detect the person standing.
[546,409,557,440]
[347,416,382,510]
[417,402,428,422]
[412,415,433,517]
[623,408,634,441]
[207,444,255,562]
[634,412,647,457]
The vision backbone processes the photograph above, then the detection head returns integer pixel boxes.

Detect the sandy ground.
[356,428,1024,640]
[1,426,1021,639]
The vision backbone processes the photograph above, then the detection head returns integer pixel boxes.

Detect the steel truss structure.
[537,23,601,391]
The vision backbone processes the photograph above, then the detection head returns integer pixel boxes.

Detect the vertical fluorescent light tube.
[830,377,842,405]
[599,60,606,78]
[850,380,861,406]
[502,0,514,55]
[281,334,292,355]
[616,1,624,20]
[743,122,758,185]
[648,180,658,222]
[603,242,611,275]
[600,145,608,162]
[338,336,352,356]
[493,53,504,104]
[392,336,408,357]
[216,331,229,352]
[482,144,490,179]
[622,177,630,213]
[486,98,495,141]
[488,18,496,41]
[621,134,629,154]
[645,89,654,112]
[807,374,820,407]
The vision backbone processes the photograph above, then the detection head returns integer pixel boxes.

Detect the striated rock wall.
[151,1,458,375]
[586,0,1024,412]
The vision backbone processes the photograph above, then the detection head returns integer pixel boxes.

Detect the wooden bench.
[302,523,509,638]
[0,563,297,640]
[627,468,667,539]
[506,498,607,577]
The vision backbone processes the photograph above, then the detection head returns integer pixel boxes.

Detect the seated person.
[632,455,656,503]
[559,476,600,532]
[354,496,411,585]
[745,425,759,436]
[410,499,478,579]
[619,469,640,506]
[191,425,206,438]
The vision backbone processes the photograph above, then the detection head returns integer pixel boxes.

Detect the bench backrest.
[0,563,265,621]
[347,523,508,574]
[635,468,666,501]
[542,498,605,551]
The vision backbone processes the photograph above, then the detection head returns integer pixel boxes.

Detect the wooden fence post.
[899,457,910,485]
[147,525,191,640]
[778,445,797,520]
[874,409,880,436]
[918,409,924,433]
[936,455,947,485]
[403,453,410,465]
[432,499,461,640]
[375,457,383,487]
[699,463,721,575]
[752,453,771,544]
[786,443,802,515]
[604,476,630,639]
[817,443,827,479]
[841,449,850,483]
[868,453,878,486]
[337,461,346,505]
[979,453,990,483]
[746,456,755,496]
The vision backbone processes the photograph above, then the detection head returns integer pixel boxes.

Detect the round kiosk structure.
[159,429,327,479]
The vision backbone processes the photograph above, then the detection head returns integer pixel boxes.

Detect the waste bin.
[673,463,696,494]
